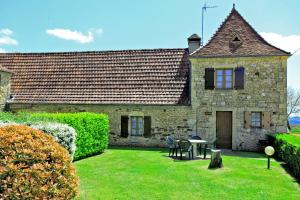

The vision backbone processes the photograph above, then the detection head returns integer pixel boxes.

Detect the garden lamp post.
[264,146,275,169]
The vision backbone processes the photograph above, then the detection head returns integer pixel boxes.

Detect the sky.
[0,0,299,89]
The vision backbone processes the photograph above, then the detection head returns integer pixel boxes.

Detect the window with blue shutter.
[234,67,244,89]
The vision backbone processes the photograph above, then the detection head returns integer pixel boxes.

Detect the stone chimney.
[0,65,12,111]
[188,34,201,54]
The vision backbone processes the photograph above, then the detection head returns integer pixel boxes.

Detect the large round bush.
[0,125,78,199]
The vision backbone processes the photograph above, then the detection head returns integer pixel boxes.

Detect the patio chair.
[166,136,178,157]
[178,139,193,160]
[190,135,202,140]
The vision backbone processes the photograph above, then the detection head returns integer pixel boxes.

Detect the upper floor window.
[216,69,233,89]
[205,67,244,90]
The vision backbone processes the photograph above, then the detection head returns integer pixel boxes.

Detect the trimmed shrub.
[274,133,300,178]
[0,121,77,160]
[0,112,109,160]
[28,112,109,160]
[0,125,78,199]
[30,122,77,160]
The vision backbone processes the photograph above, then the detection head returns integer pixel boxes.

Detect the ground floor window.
[131,116,143,136]
[251,112,262,128]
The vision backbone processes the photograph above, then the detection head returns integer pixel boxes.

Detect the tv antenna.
[202,3,217,46]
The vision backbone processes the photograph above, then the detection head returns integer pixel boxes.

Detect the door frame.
[212,108,237,150]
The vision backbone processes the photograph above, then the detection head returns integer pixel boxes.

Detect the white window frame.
[215,69,233,89]
[130,116,144,136]
[251,112,262,128]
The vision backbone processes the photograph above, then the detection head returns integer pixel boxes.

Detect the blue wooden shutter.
[205,68,215,89]
[234,67,244,89]
[121,116,129,138]
[144,116,151,138]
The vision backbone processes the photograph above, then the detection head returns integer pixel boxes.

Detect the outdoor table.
[176,139,208,159]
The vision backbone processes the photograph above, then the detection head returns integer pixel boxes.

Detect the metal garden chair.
[178,139,193,160]
[166,136,178,157]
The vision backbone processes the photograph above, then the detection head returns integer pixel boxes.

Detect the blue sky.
[0,0,300,89]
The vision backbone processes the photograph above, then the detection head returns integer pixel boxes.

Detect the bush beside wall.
[274,133,300,178]
[0,119,77,160]
[28,112,109,160]
[0,112,109,160]
[0,125,78,199]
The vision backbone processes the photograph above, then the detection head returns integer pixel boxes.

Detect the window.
[205,67,244,90]
[216,69,233,89]
[251,112,262,128]
[131,116,143,136]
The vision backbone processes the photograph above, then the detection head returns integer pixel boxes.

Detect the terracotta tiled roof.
[0,49,190,105]
[191,7,291,58]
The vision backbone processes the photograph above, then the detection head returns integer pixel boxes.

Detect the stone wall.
[0,71,11,111]
[9,103,195,147]
[190,55,288,151]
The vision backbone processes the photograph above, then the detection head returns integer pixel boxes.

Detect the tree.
[287,87,300,129]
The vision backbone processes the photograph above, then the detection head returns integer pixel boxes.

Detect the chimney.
[188,34,201,54]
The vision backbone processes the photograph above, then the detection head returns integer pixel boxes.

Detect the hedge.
[28,112,109,160]
[0,125,78,199]
[274,133,300,178]
[0,112,109,160]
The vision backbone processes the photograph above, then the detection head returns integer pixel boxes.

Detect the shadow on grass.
[108,146,266,161]
[280,163,300,185]
[108,145,167,153]
[161,152,211,162]
[220,150,266,159]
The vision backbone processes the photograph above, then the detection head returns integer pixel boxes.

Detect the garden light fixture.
[264,146,275,169]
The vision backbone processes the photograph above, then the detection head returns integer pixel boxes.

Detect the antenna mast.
[201,3,217,46]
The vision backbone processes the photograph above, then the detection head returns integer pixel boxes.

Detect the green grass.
[291,126,300,134]
[74,147,300,200]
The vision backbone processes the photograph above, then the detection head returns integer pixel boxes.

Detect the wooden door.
[216,111,232,149]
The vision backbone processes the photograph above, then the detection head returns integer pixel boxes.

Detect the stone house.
[0,7,290,150]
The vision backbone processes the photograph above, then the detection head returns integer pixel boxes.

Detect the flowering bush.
[0,125,78,199]
[0,112,109,160]
[0,121,77,160]
[30,122,77,160]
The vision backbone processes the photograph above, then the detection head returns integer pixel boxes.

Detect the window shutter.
[234,67,244,89]
[262,112,271,129]
[144,116,151,138]
[205,68,215,90]
[244,111,251,129]
[121,116,129,138]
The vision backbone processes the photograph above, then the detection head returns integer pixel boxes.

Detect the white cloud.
[0,48,6,53]
[0,28,18,46]
[260,32,300,55]
[46,28,103,44]
[0,28,13,36]
[94,28,103,35]
[0,36,18,45]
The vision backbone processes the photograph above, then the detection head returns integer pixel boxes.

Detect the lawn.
[75,147,300,200]
[291,126,300,134]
